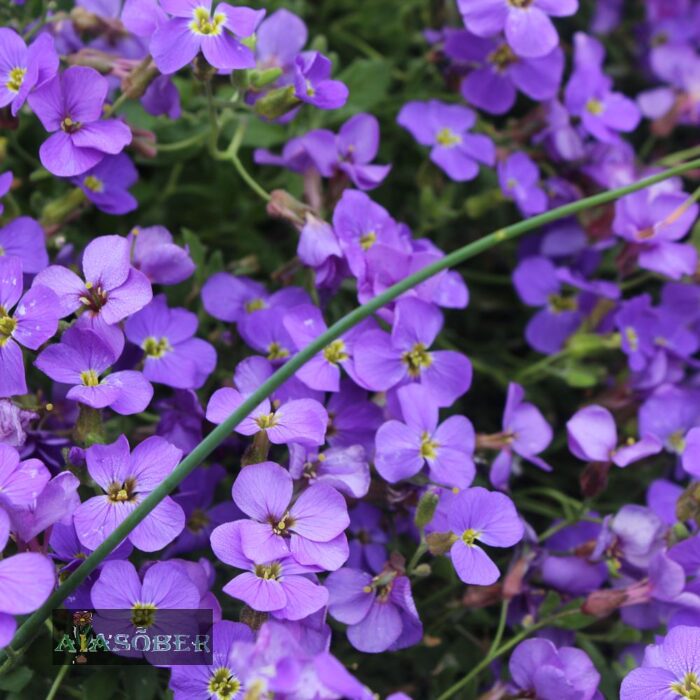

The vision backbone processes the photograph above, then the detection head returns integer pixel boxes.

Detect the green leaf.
[0,667,33,692]
[122,665,159,700]
[335,59,391,119]
[538,591,562,618]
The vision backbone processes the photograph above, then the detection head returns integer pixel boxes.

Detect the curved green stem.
[1,158,699,668]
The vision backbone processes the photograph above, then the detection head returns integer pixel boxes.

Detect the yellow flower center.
[187,508,210,534]
[461,528,480,547]
[83,175,104,193]
[142,336,171,358]
[254,562,282,580]
[402,342,433,378]
[508,0,533,7]
[0,310,17,346]
[107,477,137,503]
[6,67,26,93]
[267,342,289,361]
[322,339,348,365]
[547,294,578,313]
[255,412,278,430]
[80,370,100,387]
[586,98,605,115]
[671,672,700,699]
[131,602,157,628]
[488,44,518,71]
[436,127,462,147]
[624,327,639,352]
[190,6,226,36]
[208,667,242,700]
[420,432,439,459]
[245,298,267,313]
[60,116,82,133]
[359,231,377,250]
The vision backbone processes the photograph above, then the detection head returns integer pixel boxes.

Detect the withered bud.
[582,588,627,618]
[426,531,458,556]
[267,190,312,228]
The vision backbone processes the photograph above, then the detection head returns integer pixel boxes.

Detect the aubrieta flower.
[0,443,50,513]
[71,153,138,215]
[567,405,663,468]
[325,565,422,653]
[498,151,548,216]
[353,297,472,407]
[446,487,524,585]
[0,257,60,398]
[0,171,11,216]
[508,638,602,700]
[293,52,348,110]
[0,216,49,274]
[73,434,185,552]
[33,234,152,324]
[397,100,495,181]
[255,8,307,75]
[169,620,253,700]
[375,384,476,488]
[127,225,195,286]
[35,327,153,415]
[458,0,579,58]
[0,29,57,116]
[125,294,217,390]
[230,460,350,570]
[0,511,55,645]
[211,519,329,620]
[289,444,371,499]
[620,625,700,699]
[28,66,132,177]
[444,30,564,115]
[150,0,265,75]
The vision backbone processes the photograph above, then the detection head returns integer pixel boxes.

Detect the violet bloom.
[490,383,552,488]
[564,34,641,144]
[206,383,327,447]
[211,520,328,621]
[353,297,472,407]
[445,30,564,115]
[73,434,185,552]
[125,294,216,390]
[142,75,181,119]
[72,153,138,215]
[567,405,663,468]
[397,100,495,181]
[293,52,348,110]
[255,8,307,74]
[325,380,383,455]
[35,327,153,415]
[150,0,265,74]
[458,0,578,58]
[446,487,523,585]
[33,234,152,324]
[0,171,11,216]
[0,443,50,513]
[156,390,205,453]
[0,257,60,398]
[0,399,36,448]
[498,152,548,216]
[620,626,700,699]
[127,225,195,285]
[375,384,476,488]
[0,217,48,274]
[0,29,57,116]
[508,638,602,700]
[28,66,132,177]
[0,537,55,646]
[613,187,699,280]
[169,620,253,700]
[231,460,350,571]
[325,566,422,653]
[346,503,388,573]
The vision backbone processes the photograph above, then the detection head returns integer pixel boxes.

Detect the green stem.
[46,664,69,700]
[435,609,582,700]
[487,599,509,656]
[2,158,699,667]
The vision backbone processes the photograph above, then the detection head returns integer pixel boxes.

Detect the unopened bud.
[582,589,627,618]
[254,85,299,120]
[249,67,283,90]
[412,563,431,578]
[414,491,439,528]
[426,531,457,556]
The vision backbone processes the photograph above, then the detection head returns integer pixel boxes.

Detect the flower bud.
[254,86,300,120]
[426,531,457,556]
[414,491,439,528]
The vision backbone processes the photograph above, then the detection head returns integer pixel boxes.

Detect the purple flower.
[445,30,564,115]
[28,66,132,177]
[509,638,601,700]
[353,297,472,407]
[458,0,579,58]
[35,327,153,415]
[73,434,185,552]
[72,153,138,215]
[325,379,383,454]
[155,389,205,453]
[0,29,58,116]
[0,399,36,448]
[125,294,216,390]
[0,443,50,513]
[289,444,370,499]
[567,405,663,468]
[0,217,49,274]
[151,0,265,74]
[293,52,348,110]
[211,519,329,620]
[169,620,253,700]
[498,151,548,216]
[206,384,327,447]
[141,75,181,119]
[255,8,307,74]
[0,257,60,398]
[33,234,152,324]
[346,503,388,573]
[230,460,350,571]
[397,100,495,181]
[325,566,422,653]
[0,171,11,216]
[620,626,700,699]
[446,487,523,585]
[128,225,195,285]
[375,384,475,488]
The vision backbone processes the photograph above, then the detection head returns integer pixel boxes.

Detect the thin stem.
[2,158,699,666]
[46,664,69,700]
[487,599,509,656]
